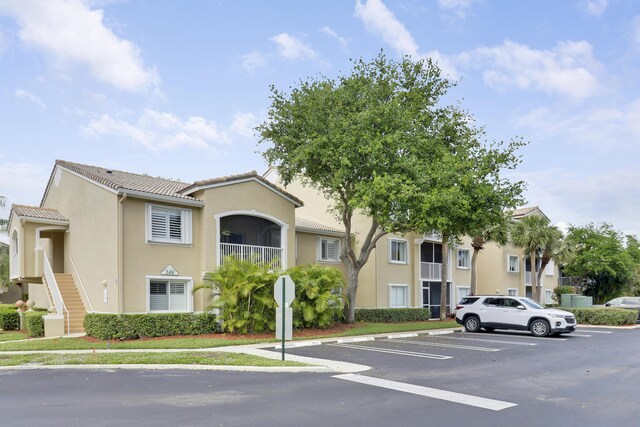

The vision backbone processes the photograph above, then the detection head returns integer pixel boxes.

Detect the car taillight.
[455,305,464,310]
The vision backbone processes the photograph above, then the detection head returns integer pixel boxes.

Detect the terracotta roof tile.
[11,205,69,222]
[295,217,343,235]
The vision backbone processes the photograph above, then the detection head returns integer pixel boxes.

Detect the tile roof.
[55,160,199,202]
[511,206,549,221]
[295,217,343,235]
[179,170,304,207]
[11,204,69,222]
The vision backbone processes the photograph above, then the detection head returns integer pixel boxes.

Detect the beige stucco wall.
[43,167,119,313]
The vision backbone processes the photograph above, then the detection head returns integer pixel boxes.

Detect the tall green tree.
[563,223,636,303]
[0,195,7,232]
[511,215,563,302]
[258,52,456,323]
[470,215,510,296]
[411,108,526,319]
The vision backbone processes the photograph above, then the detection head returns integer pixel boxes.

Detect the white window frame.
[507,288,518,296]
[456,286,471,303]
[388,238,408,264]
[146,203,192,245]
[545,260,555,276]
[146,276,193,313]
[457,249,470,269]
[388,284,409,308]
[317,237,340,263]
[507,255,520,273]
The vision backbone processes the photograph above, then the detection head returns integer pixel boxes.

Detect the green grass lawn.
[0,320,459,352]
[0,352,306,367]
[0,331,29,342]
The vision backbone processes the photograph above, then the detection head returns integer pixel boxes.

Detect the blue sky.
[1,0,640,241]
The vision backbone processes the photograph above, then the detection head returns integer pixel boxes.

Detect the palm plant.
[511,215,562,302]
[470,215,510,295]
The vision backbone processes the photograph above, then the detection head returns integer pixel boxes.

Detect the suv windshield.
[520,298,545,309]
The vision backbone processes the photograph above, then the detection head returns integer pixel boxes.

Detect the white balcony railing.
[43,254,69,334]
[219,243,283,271]
[421,262,452,281]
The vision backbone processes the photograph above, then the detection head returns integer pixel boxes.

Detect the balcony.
[420,262,452,281]
[219,243,283,271]
[525,271,532,285]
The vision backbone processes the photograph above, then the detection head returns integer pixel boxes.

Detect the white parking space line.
[459,332,567,341]
[382,338,501,352]
[327,343,452,360]
[578,330,612,334]
[568,334,592,338]
[429,335,537,346]
[333,374,517,411]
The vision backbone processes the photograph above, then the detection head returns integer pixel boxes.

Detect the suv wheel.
[530,319,550,337]
[464,315,481,333]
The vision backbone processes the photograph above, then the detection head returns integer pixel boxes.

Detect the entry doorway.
[422,281,452,319]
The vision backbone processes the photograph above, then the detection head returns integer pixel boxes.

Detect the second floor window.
[457,249,470,269]
[147,204,192,245]
[389,239,408,264]
[508,255,519,272]
[317,237,340,262]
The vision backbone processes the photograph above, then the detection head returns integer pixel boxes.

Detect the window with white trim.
[545,260,555,276]
[11,230,18,256]
[544,289,554,305]
[389,238,408,264]
[507,255,519,272]
[507,288,518,296]
[317,237,340,262]
[146,204,192,245]
[149,279,190,312]
[457,286,471,302]
[457,249,470,269]
[389,285,409,308]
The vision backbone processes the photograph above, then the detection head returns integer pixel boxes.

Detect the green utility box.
[560,294,593,308]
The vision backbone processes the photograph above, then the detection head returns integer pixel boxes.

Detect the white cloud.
[354,0,419,57]
[239,51,270,73]
[0,162,51,210]
[14,89,46,109]
[584,0,608,16]
[438,0,478,19]
[0,0,159,91]
[320,26,347,49]
[269,33,317,61]
[83,109,260,152]
[457,40,602,99]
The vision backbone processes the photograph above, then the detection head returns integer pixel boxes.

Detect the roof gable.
[511,206,549,221]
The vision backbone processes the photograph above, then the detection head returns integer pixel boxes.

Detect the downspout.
[118,193,127,313]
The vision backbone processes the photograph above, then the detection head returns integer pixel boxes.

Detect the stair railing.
[43,254,70,334]
[69,256,94,313]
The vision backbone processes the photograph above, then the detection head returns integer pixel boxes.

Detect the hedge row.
[84,313,220,340]
[0,310,19,330]
[354,308,431,323]
[25,311,47,337]
[563,307,639,326]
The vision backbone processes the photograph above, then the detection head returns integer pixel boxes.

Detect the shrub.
[355,308,431,323]
[84,313,219,340]
[562,307,638,325]
[196,256,278,334]
[553,286,575,303]
[0,309,19,330]
[287,264,344,329]
[25,311,47,337]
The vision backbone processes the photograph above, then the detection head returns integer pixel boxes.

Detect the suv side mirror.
[517,305,526,310]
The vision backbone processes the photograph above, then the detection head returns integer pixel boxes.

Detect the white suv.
[455,295,577,337]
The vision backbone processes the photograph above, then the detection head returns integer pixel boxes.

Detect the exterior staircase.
[53,273,87,334]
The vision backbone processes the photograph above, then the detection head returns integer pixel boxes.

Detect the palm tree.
[511,215,562,302]
[469,216,510,295]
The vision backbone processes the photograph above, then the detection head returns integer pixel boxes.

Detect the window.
[11,230,18,256]
[317,237,340,262]
[457,249,470,269]
[148,279,191,312]
[389,238,408,264]
[507,288,518,297]
[544,290,554,305]
[457,286,471,303]
[545,260,555,276]
[507,255,519,273]
[389,285,409,308]
[146,204,192,245]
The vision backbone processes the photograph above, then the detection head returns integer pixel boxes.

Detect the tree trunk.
[531,248,539,302]
[343,263,361,324]
[440,237,449,320]
[470,247,480,296]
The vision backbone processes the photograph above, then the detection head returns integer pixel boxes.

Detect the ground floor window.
[389,284,409,308]
[456,286,470,303]
[147,277,192,312]
[507,288,518,296]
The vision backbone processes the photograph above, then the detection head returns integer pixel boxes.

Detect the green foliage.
[0,243,9,288]
[83,313,219,340]
[553,286,575,303]
[354,308,431,323]
[287,264,344,329]
[563,223,636,303]
[24,311,46,337]
[197,256,278,334]
[0,309,19,330]
[562,307,638,326]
